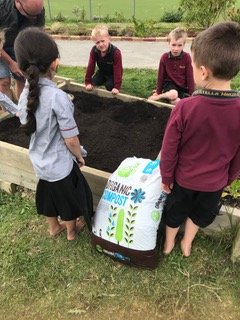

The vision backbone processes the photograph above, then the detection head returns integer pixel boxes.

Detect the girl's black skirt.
[36,161,94,231]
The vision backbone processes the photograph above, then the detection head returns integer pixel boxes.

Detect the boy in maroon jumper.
[160,21,240,257]
[148,27,194,105]
[85,25,123,95]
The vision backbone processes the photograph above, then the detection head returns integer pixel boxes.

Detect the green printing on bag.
[117,162,140,177]
[115,208,125,244]
[124,204,137,247]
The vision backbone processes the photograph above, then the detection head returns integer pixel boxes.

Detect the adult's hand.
[9,60,24,78]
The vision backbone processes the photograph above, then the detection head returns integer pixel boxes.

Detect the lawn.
[45,0,240,21]
[46,0,180,21]
[1,65,240,319]
[0,190,240,320]
[57,66,240,98]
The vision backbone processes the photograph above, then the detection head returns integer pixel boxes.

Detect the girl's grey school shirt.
[18,77,79,182]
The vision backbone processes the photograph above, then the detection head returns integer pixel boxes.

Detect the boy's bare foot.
[49,223,66,237]
[180,240,191,257]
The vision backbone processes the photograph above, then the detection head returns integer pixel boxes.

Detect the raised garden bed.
[0,77,172,201]
[0,77,239,261]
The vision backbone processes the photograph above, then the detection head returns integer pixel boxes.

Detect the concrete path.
[55,39,192,69]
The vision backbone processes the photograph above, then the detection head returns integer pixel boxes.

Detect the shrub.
[72,6,86,22]
[161,9,183,23]
[50,22,68,34]
[225,7,240,23]
[52,12,67,22]
[132,17,156,37]
[180,0,236,28]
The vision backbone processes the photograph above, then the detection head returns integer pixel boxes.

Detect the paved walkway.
[55,39,192,69]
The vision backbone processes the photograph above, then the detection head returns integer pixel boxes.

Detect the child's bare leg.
[161,89,178,102]
[163,225,180,255]
[181,218,199,257]
[65,220,77,241]
[47,217,66,237]
[148,89,178,102]
[76,216,86,231]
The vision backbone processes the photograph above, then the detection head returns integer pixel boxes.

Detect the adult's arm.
[0,49,23,77]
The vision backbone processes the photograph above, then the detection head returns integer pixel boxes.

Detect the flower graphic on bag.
[130,188,146,204]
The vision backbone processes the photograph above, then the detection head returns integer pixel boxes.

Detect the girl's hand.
[76,156,85,167]
[161,183,173,194]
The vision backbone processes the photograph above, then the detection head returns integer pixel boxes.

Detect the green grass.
[46,0,180,21]
[57,65,240,98]
[0,190,240,320]
[46,0,240,21]
[1,66,240,319]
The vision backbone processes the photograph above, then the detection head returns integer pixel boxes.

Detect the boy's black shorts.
[162,80,189,99]
[163,181,223,228]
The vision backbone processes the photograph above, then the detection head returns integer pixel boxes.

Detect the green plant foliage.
[161,9,183,23]
[225,7,240,22]
[52,11,68,22]
[72,6,86,22]
[1,189,240,319]
[225,180,240,200]
[180,0,236,27]
[132,17,157,37]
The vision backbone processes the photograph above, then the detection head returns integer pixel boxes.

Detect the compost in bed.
[0,91,171,173]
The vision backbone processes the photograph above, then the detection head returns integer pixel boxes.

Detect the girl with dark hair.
[14,27,93,241]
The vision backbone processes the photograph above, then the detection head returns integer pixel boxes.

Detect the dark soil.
[0,91,171,173]
[1,91,239,209]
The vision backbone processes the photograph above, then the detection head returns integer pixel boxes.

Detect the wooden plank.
[0,180,17,193]
[0,110,11,122]
[68,81,173,109]
[232,225,240,262]
[0,141,109,199]
[81,166,110,198]
[0,141,34,173]
[53,76,173,109]
[0,162,37,190]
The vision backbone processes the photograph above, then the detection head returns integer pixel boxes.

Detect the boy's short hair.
[91,24,109,39]
[167,27,187,43]
[191,22,240,80]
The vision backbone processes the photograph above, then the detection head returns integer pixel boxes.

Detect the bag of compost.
[91,157,167,268]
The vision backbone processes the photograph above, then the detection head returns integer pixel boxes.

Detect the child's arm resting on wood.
[64,136,85,167]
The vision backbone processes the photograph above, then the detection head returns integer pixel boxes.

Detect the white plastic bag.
[92,157,165,251]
